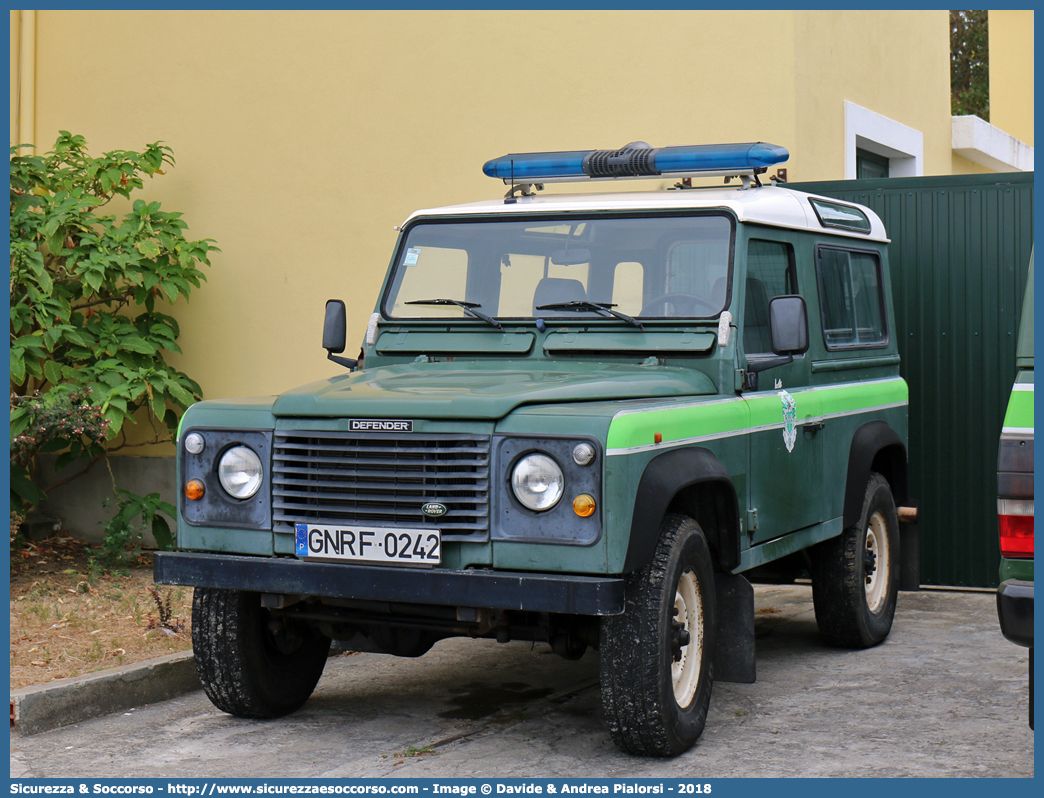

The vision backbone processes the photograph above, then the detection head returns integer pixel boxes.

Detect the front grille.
[272,431,491,541]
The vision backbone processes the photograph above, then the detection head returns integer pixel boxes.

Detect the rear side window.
[816,246,887,349]
[809,198,872,233]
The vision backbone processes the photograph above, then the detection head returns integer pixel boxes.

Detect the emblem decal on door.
[779,390,797,453]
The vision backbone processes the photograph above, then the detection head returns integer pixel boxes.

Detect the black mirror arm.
[327,353,357,370]
[746,354,793,374]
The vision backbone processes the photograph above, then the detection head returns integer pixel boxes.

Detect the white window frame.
[844,101,924,179]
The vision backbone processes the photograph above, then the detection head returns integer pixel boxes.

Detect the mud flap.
[713,571,755,683]
[898,499,920,591]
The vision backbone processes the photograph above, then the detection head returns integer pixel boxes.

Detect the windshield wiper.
[406,298,504,331]
[535,300,644,329]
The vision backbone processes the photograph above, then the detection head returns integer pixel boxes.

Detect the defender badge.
[421,502,447,518]
[779,390,797,453]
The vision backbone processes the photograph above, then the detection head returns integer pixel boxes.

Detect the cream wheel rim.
[864,510,890,613]
[672,569,704,707]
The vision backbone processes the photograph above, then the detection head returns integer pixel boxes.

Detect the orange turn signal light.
[185,479,205,500]
[573,494,596,518]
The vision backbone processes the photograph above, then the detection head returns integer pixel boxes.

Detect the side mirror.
[322,299,357,370]
[769,295,809,355]
[323,300,347,353]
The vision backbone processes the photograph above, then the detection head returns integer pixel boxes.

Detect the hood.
[271,360,717,420]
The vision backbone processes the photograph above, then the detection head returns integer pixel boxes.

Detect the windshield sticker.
[779,390,797,453]
[403,247,421,266]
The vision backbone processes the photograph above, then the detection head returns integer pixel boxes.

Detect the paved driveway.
[10,584,1033,778]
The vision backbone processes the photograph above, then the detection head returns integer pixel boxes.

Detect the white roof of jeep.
[403,184,889,243]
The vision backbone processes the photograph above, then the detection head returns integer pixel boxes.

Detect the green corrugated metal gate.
[789,173,1033,587]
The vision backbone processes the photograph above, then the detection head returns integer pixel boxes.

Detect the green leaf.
[43,360,64,385]
[136,239,161,258]
[11,470,48,508]
[96,369,125,387]
[10,354,26,385]
[24,357,43,380]
[14,334,47,350]
[63,327,89,347]
[119,336,157,355]
[61,365,87,382]
[103,407,125,436]
[10,412,31,437]
[150,392,167,420]
[47,230,65,255]
[54,449,82,473]
[42,326,63,350]
[163,379,196,407]
[151,515,174,550]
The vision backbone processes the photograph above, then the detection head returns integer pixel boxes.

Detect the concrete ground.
[10,584,1033,778]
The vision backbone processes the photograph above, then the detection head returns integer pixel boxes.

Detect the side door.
[740,234,825,544]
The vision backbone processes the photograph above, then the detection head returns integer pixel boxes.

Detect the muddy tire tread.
[192,587,330,719]
[600,514,714,757]
[811,472,899,649]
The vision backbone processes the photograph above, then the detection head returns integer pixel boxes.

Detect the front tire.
[811,472,899,648]
[600,514,716,757]
[192,587,331,718]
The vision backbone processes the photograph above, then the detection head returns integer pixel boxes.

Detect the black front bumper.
[154,551,625,616]
[997,579,1034,648]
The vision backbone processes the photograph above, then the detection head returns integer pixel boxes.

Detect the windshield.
[383,213,733,321]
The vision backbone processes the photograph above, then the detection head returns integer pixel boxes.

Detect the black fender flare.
[623,447,740,573]
[843,420,909,529]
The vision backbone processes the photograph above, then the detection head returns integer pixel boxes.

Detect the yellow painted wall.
[20,10,964,455]
[950,152,995,175]
[793,10,954,177]
[989,10,1034,146]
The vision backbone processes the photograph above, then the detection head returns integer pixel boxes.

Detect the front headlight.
[218,446,264,499]
[511,453,564,511]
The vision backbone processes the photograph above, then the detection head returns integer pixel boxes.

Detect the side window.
[743,239,796,356]
[816,246,887,348]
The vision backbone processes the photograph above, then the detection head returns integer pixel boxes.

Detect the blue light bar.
[482,142,789,183]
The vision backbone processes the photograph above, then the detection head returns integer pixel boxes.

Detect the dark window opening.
[856,148,890,180]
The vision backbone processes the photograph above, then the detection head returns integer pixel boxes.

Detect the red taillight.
[999,499,1034,558]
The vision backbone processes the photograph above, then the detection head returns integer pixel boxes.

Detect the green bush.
[10,132,218,562]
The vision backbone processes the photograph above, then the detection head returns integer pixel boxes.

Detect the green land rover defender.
[156,142,912,757]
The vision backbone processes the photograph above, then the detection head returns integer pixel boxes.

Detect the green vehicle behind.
[996,249,1033,730]
[156,142,913,757]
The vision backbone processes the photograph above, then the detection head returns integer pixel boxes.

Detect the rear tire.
[600,514,715,757]
[192,587,330,718]
[811,472,899,648]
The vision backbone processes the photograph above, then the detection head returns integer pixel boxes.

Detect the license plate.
[295,523,441,565]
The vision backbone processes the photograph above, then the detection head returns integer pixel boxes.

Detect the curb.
[10,651,201,736]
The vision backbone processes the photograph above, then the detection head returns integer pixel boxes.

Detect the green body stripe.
[606,398,749,451]
[607,378,907,451]
[1003,386,1034,430]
